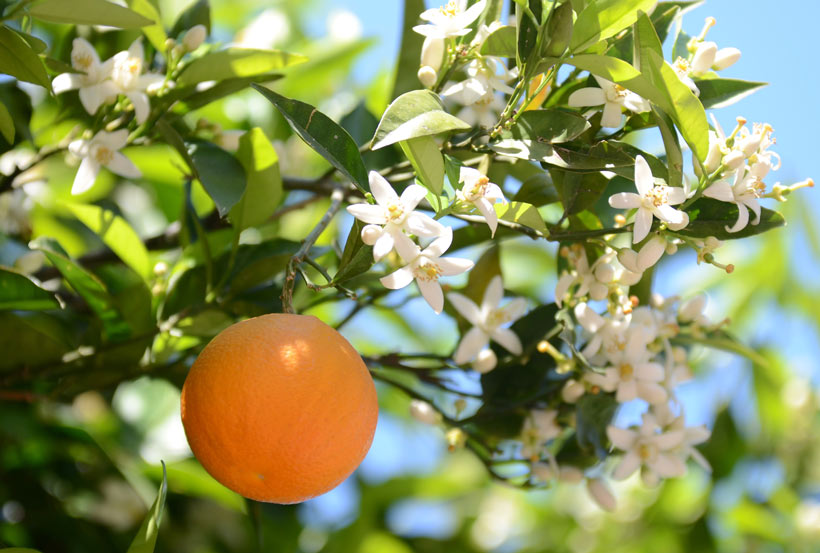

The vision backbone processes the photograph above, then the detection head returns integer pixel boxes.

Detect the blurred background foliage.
[0,0,819,552]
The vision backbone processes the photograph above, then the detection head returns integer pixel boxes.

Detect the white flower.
[111,39,165,124]
[347,171,445,261]
[52,38,118,115]
[521,409,561,460]
[652,403,712,472]
[456,93,505,128]
[68,129,141,195]
[609,156,689,244]
[702,169,762,233]
[456,167,507,236]
[380,228,474,314]
[568,76,650,128]
[617,235,667,275]
[409,400,441,425]
[678,293,708,324]
[555,245,614,307]
[584,326,668,405]
[420,36,446,72]
[472,348,497,374]
[413,0,487,39]
[574,302,629,361]
[441,56,516,106]
[448,275,526,365]
[607,413,687,486]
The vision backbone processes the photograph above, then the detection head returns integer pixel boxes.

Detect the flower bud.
[637,236,666,271]
[665,241,678,255]
[409,399,440,425]
[446,428,466,451]
[690,41,717,76]
[360,224,383,246]
[594,262,615,284]
[472,348,497,374]
[182,24,207,52]
[417,66,438,88]
[586,478,616,512]
[153,261,169,276]
[721,150,744,171]
[420,36,445,72]
[712,47,741,71]
[561,379,585,403]
[589,282,608,302]
[163,38,177,52]
[703,133,723,174]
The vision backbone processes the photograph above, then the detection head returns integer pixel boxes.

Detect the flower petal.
[481,275,504,313]
[447,292,481,325]
[71,157,101,195]
[490,327,522,355]
[369,171,399,205]
[104,129,130,150]
[600,101,623,128]
[726,202,749,233]
[52,73,82,94]
[634,155,654,195]
[436,256,474,276]
[346,204,387,224]
[372,231,395,261]
[406,212,445,238]
[609,192,641,209]
[417,278,444,314]
[607,426,637,450]
[612,450,642,480]
[702,180,735,202]
[380,266,414,289]
[126,91,150,124]
[650,453,687,478]
[475,197,498,236]
[424,226,453,257]
[616,380,638,403]
[453,326,489,364]
[393,231,421,263]
[106,152,141,179]
[503,297,527,321]
[568,87,605,107]
[633,208,653,244]
[400,183,428,210]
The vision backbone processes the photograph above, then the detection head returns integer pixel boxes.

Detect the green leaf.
[65,202,152,279]
[504,109,591,144]
[177,48,306,86]
[172,73,283,111]
[186,140,247,217]
[0,25,50,89]
[542,1,574,57]
[550,168,610,216]
[495,201,547,234]
[230,128,283,230]
[126,0,168,53]
[673,331,771,371]
[170,0,210,36]
[11,28,47,53]
[371,90,471,150]
[576,393,618,457]
[694,77,767,109]
[126,461,168,553]
[0,548,45,552]
[570,0,658,52]
[515,0,542,66]
[0,268,60,310]
[29,0,154,28]
[480,25,517,57]
[252,84,370,195]
[400,136,445,195]
[391,0,427,99]
[566,54,671,111]
[0,100,13,143]
[652,107,683,187]
[492,139,634,170]
[30,237,132,341]
[513,173,559,207]
[0,311,74,371]
[678,198,785,240]
[333,220,374,284]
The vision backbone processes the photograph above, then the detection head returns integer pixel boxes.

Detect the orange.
[180,313,378,504]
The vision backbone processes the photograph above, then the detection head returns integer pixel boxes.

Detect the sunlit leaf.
[333,220,374,285]
[480,25,516,57]
[570,0,657,52]
[126,0,167,53]
[400,136,445,195]
[169,0,210,35]
[0,100,13,143]
[178,48,307,86]
[28,0,154,28]
[125,461,168,553]
[694,77,768,109]
[230,128,283,230]
[0,268,60,310]
[495,201,548,234]
[504,109,591,145]
[0,25,50,90]
[372,90,471,150]
[186,140,247,217]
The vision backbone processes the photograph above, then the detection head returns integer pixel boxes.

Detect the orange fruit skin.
[180,313,378,504]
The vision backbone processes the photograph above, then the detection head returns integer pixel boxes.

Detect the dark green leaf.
[504,109,591,144]
[493,139,634,170]
[169,0,210,35]
[0,268,60,310]
[125,461,168,553]
[694,77,767,109]
[550,168,610,216]
[570,0,657,52]
[230,128,283,230]
[252,84,370,195]
[372,89,471,150]
[0,100,13,143]
[390,0,427,99]
[0,311,74,372]
[186,140,247,217]
[0,25,50,89]
[333,220,374,284]
[126,0,167,53]
[542,1,574,57]
[226,240,298,294]
[678,198,785,240]
[480,25,516,57]
[29,0,154,28]
[10,28,47,53]
[513,173,559,206]
[178,49,306,86]
[576,393,618,457]
[515,0,542,66]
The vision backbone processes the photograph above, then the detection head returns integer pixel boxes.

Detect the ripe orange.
[180,313,378,504]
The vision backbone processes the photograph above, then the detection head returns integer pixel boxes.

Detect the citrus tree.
[0,0,818,552]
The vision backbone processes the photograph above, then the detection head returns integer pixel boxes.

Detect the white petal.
[636,382,668,404]
[372,232,395,261]
[453,326,489,364]
[78,83,109,115]
[369,171,399,205]
[106,152,141,179]
[490,327,522,355]
[554,272,575,307]
[725,203,749,233]
[437,256,474,276]
[653,429,686,450]
[68,139,89,157]
[399,183,428,210]
[743,198,761,225]
[503,297,527,321]
[689,447,712,472]
[634,362,664,381]
[609,192,641,209]
[612,451,642,480]
[417,278,444,314]
[137,73,165,92]
[346,204,388,224]
[634,156,654,195]
[633,208,653,244]
[71,157,100,195]
[393,232,421,263]
[568,87,606,107]
[475,197,498,236]
[702,180,735,202]
[380,266,414,289]
[637,236,665,271]
[650,453,687,478]
[600,101,623,128]
[607,426,637,450]
[459,166,482,187]
[616,380,638,403]
[424,226,453,257]
[126,91,150,124]
[448,292,481,325]
[713,47,741,71]
[103,129,129,150]
[481,275,504,313]
[691,41,717,76]
[617,249,641,273]
[52,73,82,94]
[575,302,605,333]
[666,187,687,205]
[405,212,445,238]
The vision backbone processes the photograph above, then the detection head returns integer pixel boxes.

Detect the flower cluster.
[670,17,741,96]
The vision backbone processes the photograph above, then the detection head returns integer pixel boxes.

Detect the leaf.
[504,109,591,144]
[333,220,374,284]
[126,0,167,53]
[495,201,547,234]
[542,1,574,57]
[185,140,247,217]
[172,73,283,111]
[391,0,427,99]
[677,198,785,240]
[10,28,47,53]
[65,202,152,279]
[126,461,168,553]
[252,84,370,195]
[0,25,50,89]
[480,25,516,57]
[177,48,307,86]
[566,54,671,112]
[550,168,610,216]
[673,331,771,370]
[694,77,767,109]
[570,0,658,52]
[230,128,283,230]
[513,173,559,206]
[29,0,154,28]
[400,136,445,195]
[0,268,60,310]
[576,394,618,457]
[0,100,13,143]
[515,0,542,66]
[371,90,471,150]
[652,107,683,187]
[170,0,210,35]
[0,548,45,552]
[30,237,132,341]
[225,240,298,294]
[492,138,634,170]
